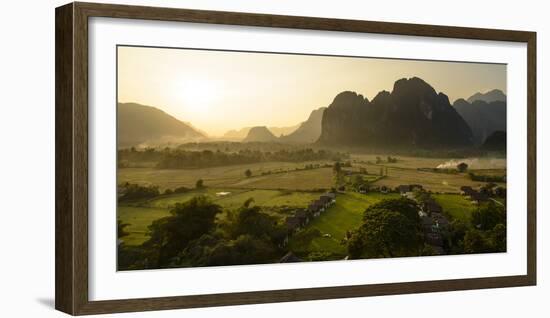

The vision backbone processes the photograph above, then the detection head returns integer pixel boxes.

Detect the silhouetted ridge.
[482,131,506,152]
[317,77,473,149]
[453,97,506,145]
[117,102,205,147]
[242,126,278,142]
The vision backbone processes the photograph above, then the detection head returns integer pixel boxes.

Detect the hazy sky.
[118,46,506,136]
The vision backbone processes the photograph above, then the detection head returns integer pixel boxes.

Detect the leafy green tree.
[488,223,506,252]
[195,179,204,189]
[144,196,222,267]
[333,162,342,175]
[447,219,468,254]
[471,201,505,231]
[365,198,419,223]
[206,234,278,266]
[456,162,468,172]
[463,229,489,253]
[351,175,365,190]
[348,208,419,259]
[176,200,286,267]
[223,199,284,245]
[119,183,160,201]
[173,186,190,194]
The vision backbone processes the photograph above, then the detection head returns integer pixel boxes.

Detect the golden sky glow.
[117,46,506,136]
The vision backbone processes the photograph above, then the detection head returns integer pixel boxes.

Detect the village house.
[398,184,423,195]
[469,192,489,204]
[358,184,368,194]
[425,232,444,248]
[421,216,446,255]
[294,210,310,226]
[417,195,448,255]
[460,186,490,203]
[431,212,449,229]
[308,200,325,217]
[421,216,434,233]
[460,186,475,196]
[421,200,443,215]
[397,185,411,194]
[285,216,302,234]
[284,192,337,246]
[320,193,336,205]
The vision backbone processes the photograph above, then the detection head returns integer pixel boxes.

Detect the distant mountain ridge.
[242,126,278,142]
[467,89,506,103]
[279,107,326,143]
[482,130,506,152]
[223,124,299,140]
[317,77,474,149]
[453,98,506,145]
[117,102,205,147]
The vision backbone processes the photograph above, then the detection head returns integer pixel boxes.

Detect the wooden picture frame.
[55,2,536,315]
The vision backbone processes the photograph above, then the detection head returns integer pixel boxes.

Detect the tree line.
[118,195,506,270]
[346,197,506,258]
[118,196,287,270]
[118,147,348,169]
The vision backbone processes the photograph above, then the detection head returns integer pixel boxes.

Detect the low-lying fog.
[437,158,506,169]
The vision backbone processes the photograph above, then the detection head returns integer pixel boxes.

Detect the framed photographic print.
[55,2,536,315]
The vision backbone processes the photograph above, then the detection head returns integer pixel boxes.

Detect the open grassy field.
[119,187,325,245]
[369,166,496,193]
[348,154,505,193]
[117,160,332,190]
[226,168,334,190]
[351,154,448,169]
[136,188,323,210]
[433,193,477,222]
[118,155,505,247]
[350,154,506,170]
[118,206,171,246]
[289,192,400,257]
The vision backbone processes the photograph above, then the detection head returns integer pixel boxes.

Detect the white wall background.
[0,0,547,316]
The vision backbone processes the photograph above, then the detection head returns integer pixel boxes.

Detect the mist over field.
[436,158,506,169]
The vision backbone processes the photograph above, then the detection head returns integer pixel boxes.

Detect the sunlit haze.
[117,46,506,136]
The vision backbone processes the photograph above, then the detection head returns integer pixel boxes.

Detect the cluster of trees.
[345,197,506,258]
[120,181,206,200]
[446,201,506,254]
[177,141,323,153]
[350,175,366,191]
[469,172,506,183]
[347,198,424,258]
[118,147,348,169]
[118,197,287,270]
[118,183,160,201]
[456,162,469,172]
[163,185,191,195]
[374,156,398,164]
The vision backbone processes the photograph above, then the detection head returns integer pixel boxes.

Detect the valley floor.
[118,154,505,251]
